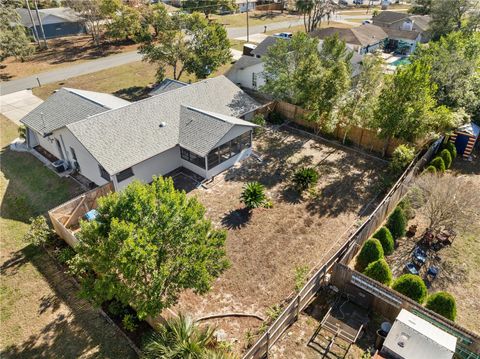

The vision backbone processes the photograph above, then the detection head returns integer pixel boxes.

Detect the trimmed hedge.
[389,144,416,174]
[426,291,457,321]
[363,259,393,286]
[392,274,428,303]
[373,227,395,255]
[440,149,452,169]
[430,157,446,173]
[424,165,437,175]
[356,239,384,271]
[443,142,457,159]
[387,207,407,240]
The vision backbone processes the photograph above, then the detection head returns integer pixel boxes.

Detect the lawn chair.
[436,229,456,246]
[427,266,439,280]
[422,229,435,246]
[406,224,417,238]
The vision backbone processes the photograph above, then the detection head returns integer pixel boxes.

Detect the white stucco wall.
[180,159,207,178]
[207,147,252,179]
[228,62,265,90]
[115,146,181,190]
[29,129,65,160]
[60,128,110,186]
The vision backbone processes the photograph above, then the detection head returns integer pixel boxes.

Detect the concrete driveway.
[0,90,43,125]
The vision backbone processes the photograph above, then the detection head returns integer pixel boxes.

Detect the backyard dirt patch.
[172,127,388,353]
[0,36,138,81]
[384,157,480,334]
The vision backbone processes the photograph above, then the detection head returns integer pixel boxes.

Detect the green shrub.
[398,198,415,220]
[18,125,26,140]
[107,301,129,317]
[268,112,284,125]
[426,291,457,321]
[389,144,416,174]
[443,142,457,159]
[56,247,76,264]
[122,314,138,332]
[356,239,384,271]
[252,114,266,135]
[241,182,267,209]
[386,207,407,240]
[372,227,394,255]
[430,157,446,173]
[363,259,393,286]
[294,265,309,291]
[23,216,52,247]
[392,274,427,303]
[424,165,437,175]
[292,167,319,193]
[440,149,452,169]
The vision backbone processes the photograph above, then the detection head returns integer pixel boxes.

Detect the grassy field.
[32,60,233,101]
[265,20,355,35]
[212,11,302,28]
[0,115,137,358]
[0,36,139,81]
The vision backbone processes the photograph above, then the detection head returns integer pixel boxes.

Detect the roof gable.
[67,76,260,174]
[372,11,409,24]
[311,25,387,47]
[20,88,129,135]
[149,79,189,96]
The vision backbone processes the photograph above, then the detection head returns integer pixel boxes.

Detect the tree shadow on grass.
[221,208,252,229]
[0,244,137,359]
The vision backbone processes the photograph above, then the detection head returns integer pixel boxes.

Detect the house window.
[207,130,252,169]
[180,148,206,169]
[116,167,134,182]
[70,147,80,172]
[99,165,110,181]
[252,73,257,88]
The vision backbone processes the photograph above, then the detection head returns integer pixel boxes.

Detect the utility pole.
[246,0,249,42]
[33,0,48,49]
[25,0,40,46]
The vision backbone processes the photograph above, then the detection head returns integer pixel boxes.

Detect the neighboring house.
[372,11,431,42]
[383,28,422,54]
[380,309,457,359]
[16,7,86,39]
[310,24,388,55]
[236,0,257,12]
[227,36,364,90]
[21,76,261,191]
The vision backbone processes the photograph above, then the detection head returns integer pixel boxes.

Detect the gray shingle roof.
[311,25,388,47]
[383,27,420,40]
[20,88,129,135]
[231,55,263,70]
[16,7,82,27]
[251,36,281,57]
[67,76,260,175]
[372,11,409,25]
[149,79,188,96]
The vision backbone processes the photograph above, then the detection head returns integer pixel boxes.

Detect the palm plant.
[240,182,266,209]
[292,167,319,193]
[142,314,229,359]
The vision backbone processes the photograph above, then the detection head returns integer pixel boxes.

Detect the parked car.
[405,262,419,275]
[339,0,349,6]
[273,32,293,39]
[353,0,364,4]
[362,20,373,25]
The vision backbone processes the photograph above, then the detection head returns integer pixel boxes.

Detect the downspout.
[111,173,119,192]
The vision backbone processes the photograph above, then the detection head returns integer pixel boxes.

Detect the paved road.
[0,51,142,95]
[1,14,363,96]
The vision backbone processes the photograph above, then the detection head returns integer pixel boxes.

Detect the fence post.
[266,331,270,358]
[296,295,301,319]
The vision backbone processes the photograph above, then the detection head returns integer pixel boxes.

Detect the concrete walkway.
[0,90,43,125]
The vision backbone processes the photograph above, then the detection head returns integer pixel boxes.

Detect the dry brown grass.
[0,36,139,81]
[0,116,137,358]
[172,127,387,353]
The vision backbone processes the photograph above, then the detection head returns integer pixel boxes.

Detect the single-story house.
[21,76,261,191]
[236,0,257,12]
[381,309,457,359]
[383,28,422,54]
[227,35,364,90]
[16,7,86,39]
[310,24,388,55]
[372,11,431,43]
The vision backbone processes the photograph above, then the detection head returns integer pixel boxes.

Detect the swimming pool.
[391,58,411,67]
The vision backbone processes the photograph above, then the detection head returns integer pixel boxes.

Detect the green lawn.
[211,11,301,28]
[33,60,233,101]
[0,115,137,358]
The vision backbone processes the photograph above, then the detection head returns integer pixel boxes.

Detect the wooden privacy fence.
[242,137,443,359]
[274,101,404,157]
[48,183,113,247]
[331,263,480,357]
